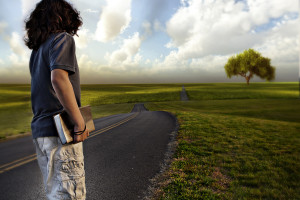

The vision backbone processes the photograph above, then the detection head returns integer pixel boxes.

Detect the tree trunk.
[246,77,250,85]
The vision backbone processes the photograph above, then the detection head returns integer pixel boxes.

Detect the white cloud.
[253,19,299,66]
[247,0,298,25]
[0,21,7,34]
[106,32,142,70]
[21,0,39,19]
[74,28,92,49]
[0,0,298,83]
[158,0,298,80]
[83,9,99,13]
[9,32,27,58]
[145,59,151,64]
[78,54,100,79]
[0,31,30,70]
[153,20,164,32]
[0,31,30,83]
[165,0,298,59]
[190,55,230,72]
[95,0,132,42]
[142,21,152,36]
[180,0,189,7]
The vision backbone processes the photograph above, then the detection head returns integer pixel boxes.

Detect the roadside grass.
[0,82,299,199]
[89,103,135,119]
[0,84,32,138]
[0,82,297,139]
[183,82,298,100]
[145,99,300,199]
[0,84,181,139]
[80,84,181,105]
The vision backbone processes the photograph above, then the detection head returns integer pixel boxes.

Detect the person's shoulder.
[54,32,74,39]
[52,32,75,45]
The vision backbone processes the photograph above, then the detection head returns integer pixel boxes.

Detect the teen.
[24,0,89,199]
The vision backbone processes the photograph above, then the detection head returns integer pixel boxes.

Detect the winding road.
[0,103,177,200]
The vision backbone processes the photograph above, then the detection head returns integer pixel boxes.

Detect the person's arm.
[51,68,89,143]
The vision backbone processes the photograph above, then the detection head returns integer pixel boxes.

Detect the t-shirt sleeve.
[49,33,76,74]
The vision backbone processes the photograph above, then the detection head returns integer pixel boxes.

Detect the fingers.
[84,128,89,139]
[84,130,88,140]
[73,129,89,143]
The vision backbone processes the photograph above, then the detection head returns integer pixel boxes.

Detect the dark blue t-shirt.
[29,32,81,139]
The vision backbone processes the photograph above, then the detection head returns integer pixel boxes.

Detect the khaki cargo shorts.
[33,137,86,200]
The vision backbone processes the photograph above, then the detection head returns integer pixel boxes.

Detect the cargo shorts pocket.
[58,157,85,181]
[53,143,86,199]
[57,176,86,199]
[54,142,85,182]
[56,158,85,199]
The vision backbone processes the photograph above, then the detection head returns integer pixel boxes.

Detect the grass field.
[143,82,300,199]
[0,82,297,138]
[0,82,299,199]
[183,82,298,100]
[145,99,300,199]
[0,83,181,138]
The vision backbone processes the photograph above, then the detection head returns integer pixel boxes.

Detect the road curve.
[0,103,177,200]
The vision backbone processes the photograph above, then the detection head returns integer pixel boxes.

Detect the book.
[53,105,95,144]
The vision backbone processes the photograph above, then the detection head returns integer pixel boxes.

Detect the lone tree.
[224,49,275,85]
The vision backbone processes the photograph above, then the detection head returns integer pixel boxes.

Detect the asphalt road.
[180,85,189,101]
[0,103,177,200]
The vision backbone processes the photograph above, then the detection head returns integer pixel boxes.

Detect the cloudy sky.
[0,0,298,83]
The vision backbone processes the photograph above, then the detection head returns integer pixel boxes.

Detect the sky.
[0,0,298,84]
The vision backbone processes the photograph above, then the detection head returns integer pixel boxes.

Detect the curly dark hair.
[24,0,82,50]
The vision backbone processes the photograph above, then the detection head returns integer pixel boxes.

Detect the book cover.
[53,105,95,144]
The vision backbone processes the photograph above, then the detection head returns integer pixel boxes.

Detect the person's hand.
[73,124,90,143]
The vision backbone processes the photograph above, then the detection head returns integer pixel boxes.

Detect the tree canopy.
[224,49,275,85]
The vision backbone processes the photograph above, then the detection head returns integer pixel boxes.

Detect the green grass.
[0,83,182,138]
[145,99,300,199]
[0,82,299,199]
[0,84,32,138]
[80,84,181,105]
[184,82,298,100]
[90,103,135,119]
